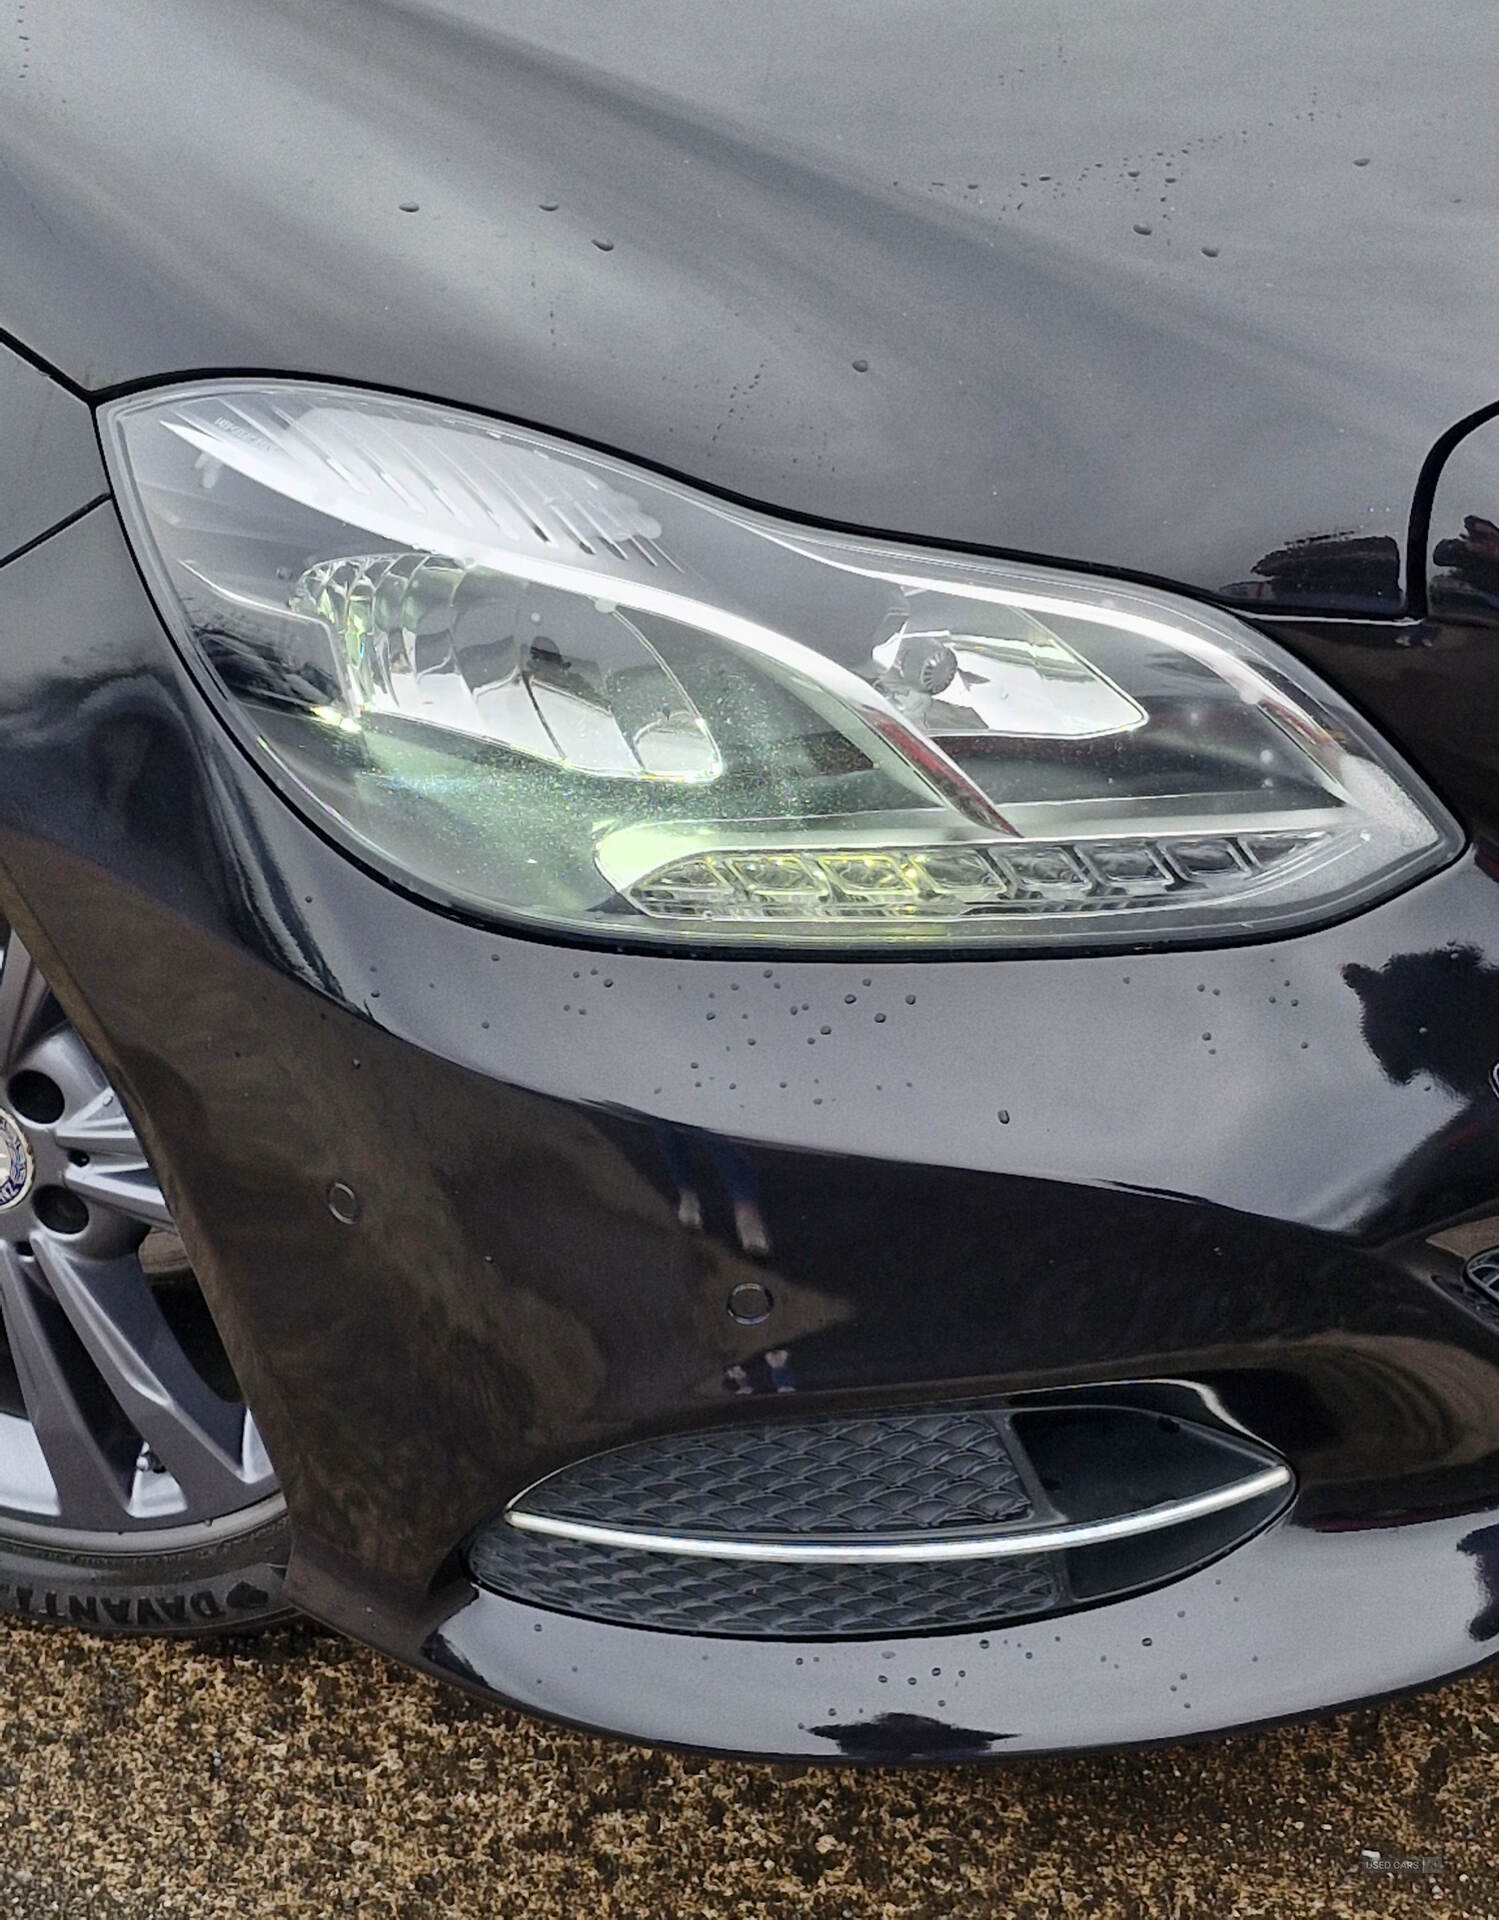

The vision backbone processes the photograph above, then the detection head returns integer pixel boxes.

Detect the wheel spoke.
[52,1075,172,1227]
[0,1242,133,1528]
[63,1158,172,1228]
[53,1085,143,1157]
[0,938,55,1075]
[30,1235,264,1518]
[0,934,280,1538]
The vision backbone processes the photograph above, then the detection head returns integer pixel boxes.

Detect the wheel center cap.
[0,1109,35,1212]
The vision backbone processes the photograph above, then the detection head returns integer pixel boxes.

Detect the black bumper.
[2,501,1499,1756]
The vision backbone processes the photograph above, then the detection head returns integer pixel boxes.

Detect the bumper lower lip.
[502,1463,1295,1563]
[409,1495,1499,1761]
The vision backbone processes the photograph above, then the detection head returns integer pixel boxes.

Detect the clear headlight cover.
[102,382,1461,950]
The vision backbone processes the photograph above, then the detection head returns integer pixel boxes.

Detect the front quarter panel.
[0,501,1496,1754]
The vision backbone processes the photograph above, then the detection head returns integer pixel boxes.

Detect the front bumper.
[2,501,1499,1757]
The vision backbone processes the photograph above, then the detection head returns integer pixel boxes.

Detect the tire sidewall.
[0,1509,292,1635]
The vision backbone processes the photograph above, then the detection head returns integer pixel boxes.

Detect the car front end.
[0,0,1497,1760]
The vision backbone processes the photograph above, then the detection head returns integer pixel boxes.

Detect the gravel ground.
[0,1618,1494,1918]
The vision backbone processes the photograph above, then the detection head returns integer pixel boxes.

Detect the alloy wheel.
[0,933,279,1547]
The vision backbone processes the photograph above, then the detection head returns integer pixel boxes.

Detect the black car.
[0,0,1497,1761]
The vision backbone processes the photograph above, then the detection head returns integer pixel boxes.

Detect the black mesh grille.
[468,1527,1061,1637]
[511,1407,1031,1538]
[474,1406,1045,1636]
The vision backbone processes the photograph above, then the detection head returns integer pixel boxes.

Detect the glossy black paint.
[1427,414,1499,638]
[1,500,1499,1752]
[5,3,1499,1755]
[0,343,104,565]
[4,1,1499,610]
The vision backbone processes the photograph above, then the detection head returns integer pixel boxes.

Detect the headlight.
[102,382,1460,950]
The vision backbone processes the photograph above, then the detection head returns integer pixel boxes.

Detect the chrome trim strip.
[503,1462,1293,1564]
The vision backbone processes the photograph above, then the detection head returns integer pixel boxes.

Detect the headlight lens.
[103,382,1460,949]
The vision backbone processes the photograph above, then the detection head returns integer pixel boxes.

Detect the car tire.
[0,1505,292,1635]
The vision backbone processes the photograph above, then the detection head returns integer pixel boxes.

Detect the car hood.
[1,0,1495,611]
